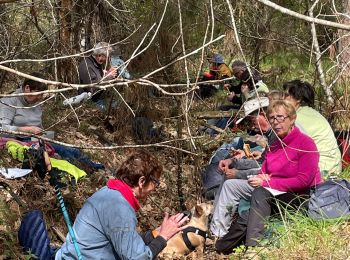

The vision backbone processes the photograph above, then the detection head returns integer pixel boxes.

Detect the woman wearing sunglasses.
[216,99,321,254]
[55,150,188,260]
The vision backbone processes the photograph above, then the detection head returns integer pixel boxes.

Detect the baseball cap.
[210,54,224,64]
[236,97,269,124]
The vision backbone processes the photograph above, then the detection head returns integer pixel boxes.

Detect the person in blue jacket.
[55,150,189,259]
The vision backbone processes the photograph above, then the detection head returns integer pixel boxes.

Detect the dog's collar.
[181,226,207,251]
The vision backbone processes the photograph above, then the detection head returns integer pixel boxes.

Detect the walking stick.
[33,139,83,260]
[49,169,83,260]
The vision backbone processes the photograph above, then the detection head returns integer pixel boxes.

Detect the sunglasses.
[150,175,160,188]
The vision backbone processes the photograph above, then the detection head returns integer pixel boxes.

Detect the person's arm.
[219,158,234,172]
[262,139,320,192]
[235,168,260,179]
[0,100,43,134]
[140,230,167,255]
[142,232,167,258]
[108,212,187,260]
[79,60,99,85]
[0,101,18,131]
[108,228,160,260]
[140,230,154,245]
[231,158,260,170]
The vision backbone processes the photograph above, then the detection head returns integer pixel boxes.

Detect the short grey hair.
[92,42,112,57]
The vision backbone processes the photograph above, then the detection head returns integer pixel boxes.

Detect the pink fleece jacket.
[261,126,321,193]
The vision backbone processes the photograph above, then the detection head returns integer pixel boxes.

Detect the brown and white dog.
[159,202,213,259]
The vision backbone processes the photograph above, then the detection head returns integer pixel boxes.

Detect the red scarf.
[107,180,140,211]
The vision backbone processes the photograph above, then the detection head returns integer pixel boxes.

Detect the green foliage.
[339,165,350,179]
[230,244,246,259]
[256,210,350,259]
[261,50,316,88]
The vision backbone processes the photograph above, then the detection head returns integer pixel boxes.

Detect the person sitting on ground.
[198,53,232,98]
[225,60,269,106]
[0,73,47,136]
[209,96,276,236]
[215,100,321,254]
[283,80,341,176]
[203,53,232,81]
[78,42,117,109]
[55,150,189,260]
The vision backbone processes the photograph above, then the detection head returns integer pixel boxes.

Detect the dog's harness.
[181,226,207,251]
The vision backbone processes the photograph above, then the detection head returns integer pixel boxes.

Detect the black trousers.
[216,187,307,254]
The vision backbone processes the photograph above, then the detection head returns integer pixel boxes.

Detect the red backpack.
[336,131,350,168]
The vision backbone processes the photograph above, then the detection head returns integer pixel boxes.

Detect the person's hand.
[19,126,43,135]
[218,158,232,172]
[248,175,264,187]
[227,92,235,102]
[232,149,245,159]
[258,173,271,182]
[105,67,118,78]
[157,212,189,241]
[224,168,237,179]
[241,83,249,94]
[224,84,230,92]
[251,151,262,160]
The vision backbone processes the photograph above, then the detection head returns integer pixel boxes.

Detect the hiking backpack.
[308,179,350,220]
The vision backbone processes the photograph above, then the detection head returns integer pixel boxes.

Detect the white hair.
[92,42,112,57]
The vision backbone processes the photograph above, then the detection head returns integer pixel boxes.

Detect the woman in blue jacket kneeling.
[55,150,188,260]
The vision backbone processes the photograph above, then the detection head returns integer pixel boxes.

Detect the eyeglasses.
[150,176,160,188]
[268,115,289,123]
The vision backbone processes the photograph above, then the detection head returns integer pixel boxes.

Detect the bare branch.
[0,0,19,4]
[0,129,199,155]
[257,0,350,31]
[309,1,333,102]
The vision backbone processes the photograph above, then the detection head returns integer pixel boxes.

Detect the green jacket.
[296,106,341,175]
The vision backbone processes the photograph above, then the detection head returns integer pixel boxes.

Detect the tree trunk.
[338,0,350,80]
[58,0,73,83]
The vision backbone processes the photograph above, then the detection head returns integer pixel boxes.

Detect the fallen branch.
[203,123,226,134]
[194,110,239,119]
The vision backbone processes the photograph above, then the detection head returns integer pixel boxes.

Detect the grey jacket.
[78,55,104,85]
[229,129,277,179]
[78,55,104,100]
[0,88,43,132]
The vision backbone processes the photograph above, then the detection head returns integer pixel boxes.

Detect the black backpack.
[308,179,350,220]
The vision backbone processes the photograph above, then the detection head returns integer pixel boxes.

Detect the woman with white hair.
[78,42,117,104]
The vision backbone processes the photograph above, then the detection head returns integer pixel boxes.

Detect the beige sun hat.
[236,97,269,124]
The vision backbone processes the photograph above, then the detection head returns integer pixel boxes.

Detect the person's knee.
[251,186,270,199]
[250,186,271,205]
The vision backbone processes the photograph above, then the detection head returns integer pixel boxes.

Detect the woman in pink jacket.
[216,99,321,254]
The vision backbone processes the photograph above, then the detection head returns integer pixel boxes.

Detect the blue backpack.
[18,209,57,259]
[308,179,350,220]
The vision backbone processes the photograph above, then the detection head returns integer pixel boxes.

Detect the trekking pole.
[32,139,83,259]
[50,170,83,260]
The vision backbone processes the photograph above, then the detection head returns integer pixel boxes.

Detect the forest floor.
[1,87,350,259]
